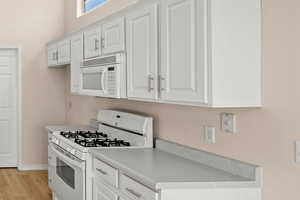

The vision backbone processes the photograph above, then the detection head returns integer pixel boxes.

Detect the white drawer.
[120,174,158,200]
[93,178,118,200]
[93,158,118,187]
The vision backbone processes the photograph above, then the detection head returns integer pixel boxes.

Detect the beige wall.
[64,0,300,199]
[0,0,66,166]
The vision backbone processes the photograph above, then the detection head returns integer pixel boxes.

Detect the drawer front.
[93,178,118,200]
[93,158,118,187]
[120,174,158,200]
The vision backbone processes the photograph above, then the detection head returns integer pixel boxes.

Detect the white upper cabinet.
[84,17,125,60]
[57,39,71,65]
[47,44,58,67]
[160,0,208,104]
[126,4,158,100]
[84,26,102,59]
[71,33,84,94]
[209,0,261,107]
[102,17,125,55]
[47,0,261,107]
[48,39,71,67]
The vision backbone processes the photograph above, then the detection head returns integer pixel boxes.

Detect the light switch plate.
[296,141,300,163]
[221,113,236,133]
[204,126,216,144]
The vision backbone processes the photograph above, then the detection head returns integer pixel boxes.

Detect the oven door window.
[56,157,75,189]
[82,72,103,90]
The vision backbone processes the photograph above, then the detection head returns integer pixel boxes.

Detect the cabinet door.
[160,0,208,104]
[84,26,101,59]
[93,179,118,200]
[102,17,125,55]
[47,45,58,67]
[57,39,71,65]
[126,4,158,100]
[71,34,84,94]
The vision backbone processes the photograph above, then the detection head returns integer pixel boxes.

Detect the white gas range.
[47,110,153,200]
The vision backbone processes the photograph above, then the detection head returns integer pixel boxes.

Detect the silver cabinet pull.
[158,75,165,92]
[95,39,99,50]
[96,168,107,175]
[126,188,142,199]
[101,37,105,49]
[148,75,154,92]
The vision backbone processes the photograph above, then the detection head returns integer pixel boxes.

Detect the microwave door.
[81,67,105,96]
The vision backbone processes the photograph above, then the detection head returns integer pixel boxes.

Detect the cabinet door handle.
[95,39,99,50]
[148,75,154,92]
[126,188,142,199]
[158,75,165,92]
[96,168,107,175]
[101,37,105,49]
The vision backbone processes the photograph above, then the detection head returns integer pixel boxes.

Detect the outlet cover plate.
[296,141,300,163]
[221,113,236,133]
[204,126,216,144]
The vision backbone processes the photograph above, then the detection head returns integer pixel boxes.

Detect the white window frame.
[77,0,111,17]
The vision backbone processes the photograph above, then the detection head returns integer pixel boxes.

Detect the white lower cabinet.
[93,179,118,200]
[70,33,84,94]
[120,174,158,200]
[92,157,261,200]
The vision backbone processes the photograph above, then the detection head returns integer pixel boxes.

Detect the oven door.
[50,143,86,200]
[80,66,108,97]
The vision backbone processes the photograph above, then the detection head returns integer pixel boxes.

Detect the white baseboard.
[18,164,48,171]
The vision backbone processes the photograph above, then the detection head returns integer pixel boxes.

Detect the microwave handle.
[50,143,84,169]
[101,70,107,93]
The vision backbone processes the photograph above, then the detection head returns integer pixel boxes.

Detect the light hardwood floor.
[0,168,52,200]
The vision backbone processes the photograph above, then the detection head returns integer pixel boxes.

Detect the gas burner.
[60,131,77,139]
[74,138,131,147]
[60,130,108,140]
[95,138,131,147]
[75,138,97,147]
[78,131,108,139]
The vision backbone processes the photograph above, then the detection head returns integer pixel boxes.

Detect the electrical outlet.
[204,126,216,144]
[221,113,236,133]
[296,141,300,163]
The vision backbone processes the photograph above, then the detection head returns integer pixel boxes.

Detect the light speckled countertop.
[90,140,262,190]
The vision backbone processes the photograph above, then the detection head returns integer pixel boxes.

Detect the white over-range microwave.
[79,54,126,98]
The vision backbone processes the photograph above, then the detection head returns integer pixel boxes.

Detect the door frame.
[0,47,22,168]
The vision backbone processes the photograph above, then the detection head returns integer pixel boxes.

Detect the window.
[84,0,110,12]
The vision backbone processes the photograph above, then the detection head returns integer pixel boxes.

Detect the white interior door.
[0,49,17,167]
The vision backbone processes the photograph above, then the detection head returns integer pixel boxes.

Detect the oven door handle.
[50,143,84,169]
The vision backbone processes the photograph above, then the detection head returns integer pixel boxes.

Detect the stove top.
[60,130,131,147]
